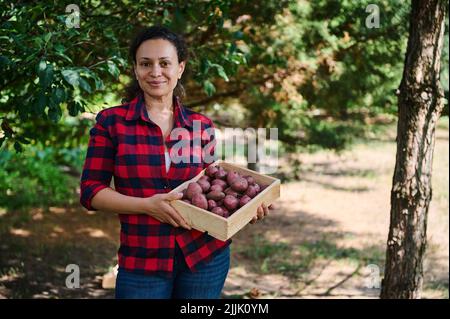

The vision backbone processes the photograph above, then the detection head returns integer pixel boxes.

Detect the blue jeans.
[115,244,230,299]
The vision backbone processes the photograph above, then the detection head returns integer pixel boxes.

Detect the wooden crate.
[169,160,281,241]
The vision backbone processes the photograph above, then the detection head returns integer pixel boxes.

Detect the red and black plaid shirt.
[80,94,231,277]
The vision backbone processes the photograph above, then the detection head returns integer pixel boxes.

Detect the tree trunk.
[380,0,447,299]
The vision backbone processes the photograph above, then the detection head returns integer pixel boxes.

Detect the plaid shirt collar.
[125,94,192,128]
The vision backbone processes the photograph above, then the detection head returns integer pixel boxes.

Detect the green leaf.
[53,87,66,104]
[230,53,247,65]
[48,104,62,122]
[80,69,104,91]
[210,63,229,82]
[201,58,211,74]
[35,92,47,115]
[79,77,92,93]
[203,80,216,96]
[43,32,52,44]
[61,69,80,87]
[107,60,120,79]
[216,65,229,82]
[92,75,105,90]
[112,56,127,67]
[54,48,73,63]
[0,56,11,69]
[37,60,54,89]
[67,101,80,116]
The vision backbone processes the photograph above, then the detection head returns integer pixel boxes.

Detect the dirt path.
[0,120,448,299]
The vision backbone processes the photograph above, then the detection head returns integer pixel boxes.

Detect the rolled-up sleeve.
[80,111,115,210]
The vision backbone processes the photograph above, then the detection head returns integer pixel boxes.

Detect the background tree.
[381,0,447,299]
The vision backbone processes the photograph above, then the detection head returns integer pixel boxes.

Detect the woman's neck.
[143,92,173,113]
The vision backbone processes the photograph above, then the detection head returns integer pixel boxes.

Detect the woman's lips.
[148,81,166,87]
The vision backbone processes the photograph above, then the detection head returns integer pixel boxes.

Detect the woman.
[80,25,271,299]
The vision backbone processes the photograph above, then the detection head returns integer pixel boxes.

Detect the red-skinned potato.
[214,167,227,180]
[245,185,258,198]
[186,182,203,199]
[182,189,188,199]
[191,193,208,210]
[220,206,231,217]
[230,178,248,193]
[197,179,211,193]
[226,171,240,185]
[205,165,218,178]
[211,179,227,189]
[210,184,224,192]
[243,175,255,185]
[224,187,240,198]
[253,183,261,193]
[199,175,211,183]
[211,206,226,217]
[223,195,239,211]
[208,199,218,210]
[206,190,226,201]
[211,206,230,218]
[239,195,252,207]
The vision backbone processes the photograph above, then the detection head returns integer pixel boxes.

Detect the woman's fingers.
[165,215,180,228]
[257,205,264,219]
[262,203,269,217]
[250,204,268,225]
[164,202,191,230]
[162,192,184,201]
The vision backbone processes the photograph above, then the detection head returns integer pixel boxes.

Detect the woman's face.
[134,38,185,99]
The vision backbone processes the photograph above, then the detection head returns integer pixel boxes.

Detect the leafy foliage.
[0,148,78,210]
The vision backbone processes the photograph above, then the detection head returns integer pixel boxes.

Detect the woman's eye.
[140,62,149,67]
[161,61,170,67]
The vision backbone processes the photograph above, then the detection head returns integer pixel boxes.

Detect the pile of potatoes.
[181,165,267,218]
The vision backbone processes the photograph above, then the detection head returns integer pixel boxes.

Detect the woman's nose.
[149,64,162,77]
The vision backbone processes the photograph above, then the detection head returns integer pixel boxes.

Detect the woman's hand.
[143,192,191,230]
[249,203,275,224]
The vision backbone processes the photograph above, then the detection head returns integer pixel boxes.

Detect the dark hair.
[123,25,189,103]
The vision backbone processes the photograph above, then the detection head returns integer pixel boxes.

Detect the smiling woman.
[79,25,271,300]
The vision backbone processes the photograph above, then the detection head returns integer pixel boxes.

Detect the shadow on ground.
[0,206,119,298]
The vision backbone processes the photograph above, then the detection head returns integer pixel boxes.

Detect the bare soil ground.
[0,120,448,299]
